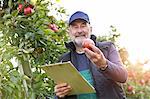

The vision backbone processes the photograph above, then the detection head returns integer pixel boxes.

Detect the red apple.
[139,79,145,85]
[18,4,23,12]
[52,27,59,32]
[48,24,59,32]
[48,24,54,29]
[24,6,32,15]
[82,38,95,50]
[127,85,133,92]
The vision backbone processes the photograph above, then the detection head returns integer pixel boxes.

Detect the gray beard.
[74,37,87,47]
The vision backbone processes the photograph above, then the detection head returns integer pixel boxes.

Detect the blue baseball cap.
[69,11,90,25]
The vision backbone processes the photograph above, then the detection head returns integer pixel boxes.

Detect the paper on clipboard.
[40,61,96,95]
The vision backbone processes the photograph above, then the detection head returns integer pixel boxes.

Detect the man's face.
[68,19,92,47]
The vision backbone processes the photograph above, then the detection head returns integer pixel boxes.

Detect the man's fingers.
[83,45,107,67]
[84,47,100,59]
[55,85,71,93]
[89,44,101,54]
[83,44,101,55]
[54,83,68,90]
[55,83,72,98]
[56,87,72,98]
[84,48,94,58]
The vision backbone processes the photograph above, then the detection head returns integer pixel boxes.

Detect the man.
[54,11,127,99]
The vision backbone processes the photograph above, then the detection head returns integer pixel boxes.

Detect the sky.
[58,0,150,63]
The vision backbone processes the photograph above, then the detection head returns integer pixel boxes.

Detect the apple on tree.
[48,23,59,32]
[18,4,23,12]
[17,2,34,15]
[127,85,133,92]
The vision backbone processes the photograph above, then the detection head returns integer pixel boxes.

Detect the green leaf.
[44,29,51,35]
[19,42,24,48]
[7,60,14,70]
[56,0,61,2]
[22,48,34,54]
[5,21,11,26]
[39,40,47,46]
[19,24,25,29]
[8,0,13,8]
[12,10,19,17]
[25,32,34,40]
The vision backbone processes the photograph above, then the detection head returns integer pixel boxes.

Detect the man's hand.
[54,83,72,98]
[83,44,107,69]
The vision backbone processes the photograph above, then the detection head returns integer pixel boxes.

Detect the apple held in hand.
[82,38,95,50]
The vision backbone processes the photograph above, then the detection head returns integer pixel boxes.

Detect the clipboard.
[40,61,96,95]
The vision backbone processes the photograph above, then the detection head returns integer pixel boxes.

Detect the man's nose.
[76,27,83,34]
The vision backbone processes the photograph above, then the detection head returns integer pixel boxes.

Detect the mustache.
[74,37,86,47]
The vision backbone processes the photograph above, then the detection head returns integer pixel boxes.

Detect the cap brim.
[69,17,89,25]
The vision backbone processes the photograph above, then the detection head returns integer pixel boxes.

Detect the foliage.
[97,25,120,44]
[0,0,68,98]
[124,63,150,99]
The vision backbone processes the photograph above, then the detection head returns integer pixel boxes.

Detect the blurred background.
[59,0,150,65]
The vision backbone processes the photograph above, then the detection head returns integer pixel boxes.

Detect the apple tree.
[0,0,68,98]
